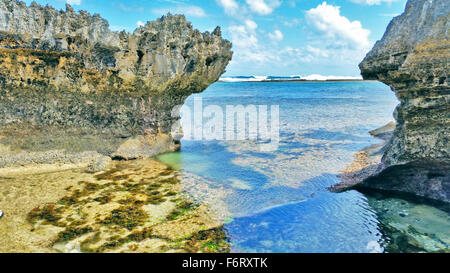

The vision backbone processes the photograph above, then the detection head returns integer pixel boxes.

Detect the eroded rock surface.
[357,0,449,201]
[0,0,232,166]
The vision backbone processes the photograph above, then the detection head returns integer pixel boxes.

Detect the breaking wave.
[219,75,363,82]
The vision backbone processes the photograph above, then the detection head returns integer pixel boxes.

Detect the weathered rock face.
[0,0,232,165]
[358,0,449,201]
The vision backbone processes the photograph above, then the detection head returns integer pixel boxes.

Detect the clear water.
[158,81,450,253]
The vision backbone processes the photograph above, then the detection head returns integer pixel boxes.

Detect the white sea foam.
[301,74,363,81]
[219,74,363,82]
[219,76,269,82]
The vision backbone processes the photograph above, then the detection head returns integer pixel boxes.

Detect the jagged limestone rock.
[0,0,232,166]
[358,0,449,201]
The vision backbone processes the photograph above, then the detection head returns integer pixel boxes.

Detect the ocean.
[158,81,450,253]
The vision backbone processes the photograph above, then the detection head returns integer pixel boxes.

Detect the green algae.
[27,204,63,224]
[184,227,230,253]
[24,159,229,253]
[101,206,148,230]
[93,194,112,205]
[57,226,94,242]
[156,152,182,170]
[167,201,199,221]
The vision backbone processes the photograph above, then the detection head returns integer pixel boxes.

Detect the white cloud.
[379,13,401,17]
[228,25,258,49]
[137,21,145,27]
[350,0,400,5]
[261,2,374,70]
[152,6,206,17]
[222,1,373,75]
[245,0,280,15]
[245,20,258,31]
[66,0,81,5]
[280,43,366,66]
[216,0,240,15]
[246,0,271,15]
[305,2,371,50]
[110,25,134,32]
[281,46,320,64]
[111,3,145,13]
[227,21,280,63]
[306,45,329,58]
[282,18,301,27]
[268,30,283,42]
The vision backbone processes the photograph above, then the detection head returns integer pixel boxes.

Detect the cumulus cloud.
[245,0,281,15]
[305,2,371,50]
[216,0,240,15]
[228,25,259,49]
[281,46,324,64]
[280,43,367,66]
[350,0,400,5]
[136,21,145,27]
[245,20,258,31]
[282,18,302,27]
[66,0,81,5]
[262,2,374,71]
[220,0,372,75]
[152,5,206,17]
[268,30,283,42]
[113,3,145,13]
[227,21,280,63]
[306,45,329,58]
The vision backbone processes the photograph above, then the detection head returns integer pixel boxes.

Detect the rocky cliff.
[357,0,449,201]
[0,0,232,169]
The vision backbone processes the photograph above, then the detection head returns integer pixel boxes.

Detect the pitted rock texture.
[0,0,232,163]
[358,0,449,201]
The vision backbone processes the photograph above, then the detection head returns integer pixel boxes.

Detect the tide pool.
[158,81,450,253]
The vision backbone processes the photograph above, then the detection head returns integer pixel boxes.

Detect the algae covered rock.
[0,0,232,164]
[0,158,229,253]
[358,0,449,201]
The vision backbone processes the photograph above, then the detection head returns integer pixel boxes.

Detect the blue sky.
[23,0,407,76]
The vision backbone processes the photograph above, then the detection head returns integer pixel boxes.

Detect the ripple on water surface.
[158,82,449,253]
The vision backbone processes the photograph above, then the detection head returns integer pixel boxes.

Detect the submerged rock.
[364,191,450,253]
[0,0,232,167]
[356,0,449,202]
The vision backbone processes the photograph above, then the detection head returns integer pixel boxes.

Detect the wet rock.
[112,134,180,160]
[369,121,396,141]
[399,212,408,217]
[356,0,450,202]
[86,155,112,173]
[365,192,450,253]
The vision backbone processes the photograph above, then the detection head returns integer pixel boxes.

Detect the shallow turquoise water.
[158,81,450,253]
